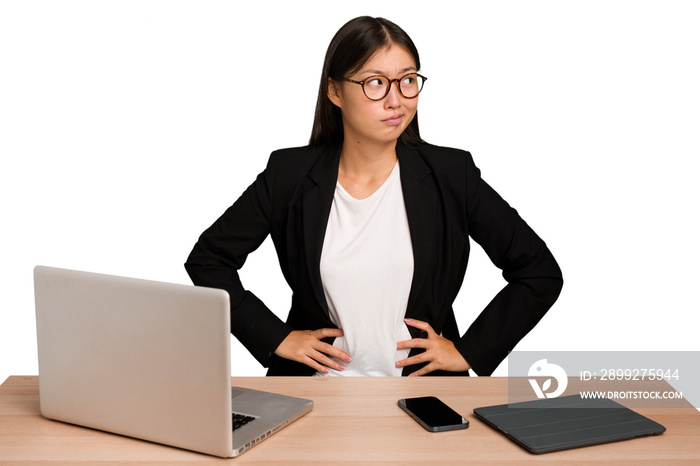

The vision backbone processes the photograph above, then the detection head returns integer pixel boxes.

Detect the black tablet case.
[473,394,666,454]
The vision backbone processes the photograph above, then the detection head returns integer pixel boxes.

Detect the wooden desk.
[1,375,699,464]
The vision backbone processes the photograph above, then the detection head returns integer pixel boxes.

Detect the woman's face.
[328,45,419,148]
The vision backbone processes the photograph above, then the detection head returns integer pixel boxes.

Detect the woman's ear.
[327,78,342,108]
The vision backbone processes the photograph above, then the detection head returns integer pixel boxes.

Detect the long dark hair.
[309,16,424,149]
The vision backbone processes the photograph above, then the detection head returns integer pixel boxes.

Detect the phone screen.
[398,396,469,432]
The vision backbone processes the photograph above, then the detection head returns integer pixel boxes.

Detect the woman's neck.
[339,138,397,176]
[337,139,398,200]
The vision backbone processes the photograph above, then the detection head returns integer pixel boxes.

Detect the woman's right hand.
[274,328,351,373]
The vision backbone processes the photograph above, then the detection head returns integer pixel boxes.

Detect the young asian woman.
[185,16,563,377]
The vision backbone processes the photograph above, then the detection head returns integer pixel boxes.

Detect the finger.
[301,354,333,374]
[408,363,437,377]
[311,339,352,363]
[305,332,351,364]
[312,328,345,339]
[308,350,347,372]
[307,328,351,363]
[324,345,352,363]
[395,352,428,369]
[296,344,346,373]
[396,338,430,351]
[403,318,436,336]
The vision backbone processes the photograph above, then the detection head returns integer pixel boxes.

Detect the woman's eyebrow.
[361,66,417,76]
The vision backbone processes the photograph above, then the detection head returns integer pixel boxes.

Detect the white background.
[1,1,698,382]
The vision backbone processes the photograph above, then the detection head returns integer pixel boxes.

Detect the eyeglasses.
[343,73,427,101]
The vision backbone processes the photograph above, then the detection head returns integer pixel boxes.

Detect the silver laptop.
[33,265,313,458]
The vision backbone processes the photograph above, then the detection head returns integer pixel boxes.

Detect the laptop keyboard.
[232,413,256,431]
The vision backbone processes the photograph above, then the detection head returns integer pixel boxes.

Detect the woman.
[185,16,563,377]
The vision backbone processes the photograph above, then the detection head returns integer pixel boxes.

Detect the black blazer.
[185,142,563,376]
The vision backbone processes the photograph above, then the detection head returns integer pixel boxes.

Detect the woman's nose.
[384,81,402,108]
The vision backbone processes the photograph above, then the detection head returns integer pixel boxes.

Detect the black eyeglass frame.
[342,73,428,101]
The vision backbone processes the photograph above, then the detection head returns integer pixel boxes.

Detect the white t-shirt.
[317,161,414,376]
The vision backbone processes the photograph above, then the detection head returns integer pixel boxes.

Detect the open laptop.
[33,265,313,458]
[473,394,665,454]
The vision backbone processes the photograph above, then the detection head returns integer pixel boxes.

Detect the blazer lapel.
[397,144,436,319]
[301,145,341,315]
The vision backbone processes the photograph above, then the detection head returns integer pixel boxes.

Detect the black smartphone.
[398,396,469,432]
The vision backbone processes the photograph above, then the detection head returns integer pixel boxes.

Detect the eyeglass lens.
[364,74,425,100]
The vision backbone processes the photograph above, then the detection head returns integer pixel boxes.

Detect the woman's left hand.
[395,318,471,376]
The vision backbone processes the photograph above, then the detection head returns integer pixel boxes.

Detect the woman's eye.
[402,76,415,85]
[366,78,384,87]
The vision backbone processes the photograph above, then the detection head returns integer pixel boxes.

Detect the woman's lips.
[382,114,403,125]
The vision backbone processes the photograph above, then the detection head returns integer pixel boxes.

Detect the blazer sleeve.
[453,153,564,375]
[184,154,293,367]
